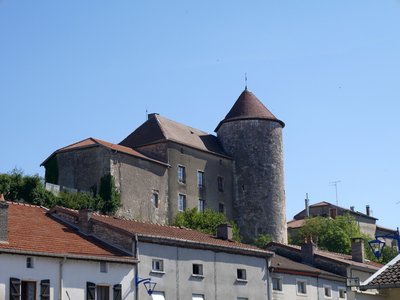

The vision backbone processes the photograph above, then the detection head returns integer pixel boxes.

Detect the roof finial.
[245,73,248,90]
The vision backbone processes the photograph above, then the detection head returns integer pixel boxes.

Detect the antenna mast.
[329,180,341,206]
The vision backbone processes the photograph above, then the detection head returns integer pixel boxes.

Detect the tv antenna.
[330,180,341,206]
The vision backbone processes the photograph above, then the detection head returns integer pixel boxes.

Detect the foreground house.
[267,239,384,300]
[0,199,136,300]
[49,206,274,300]
[269,254,347,300]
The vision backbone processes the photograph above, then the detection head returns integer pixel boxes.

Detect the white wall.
[271,272,346,300]
[0,253,135,300]
[138,241,268,300]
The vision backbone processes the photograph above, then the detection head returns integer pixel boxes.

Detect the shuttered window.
[40,280,50,300]
[10,278,21,300]
[87,282,96,300]
[113,284,121,300]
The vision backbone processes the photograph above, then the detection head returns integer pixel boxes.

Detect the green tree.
[98,174,121,214]
[253,234,273,248]
[293,214,361,254]
[173,208,241,242]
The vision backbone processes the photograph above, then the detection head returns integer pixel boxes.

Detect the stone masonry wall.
[217,119,287,243]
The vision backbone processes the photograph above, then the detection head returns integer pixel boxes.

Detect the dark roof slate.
[362,255,400,289]
[215,89,284,131]
[120,114,229,157]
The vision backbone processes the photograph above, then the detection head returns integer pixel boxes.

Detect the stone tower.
[215,89,287,243]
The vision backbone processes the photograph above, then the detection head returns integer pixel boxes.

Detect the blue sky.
[1,1,400,230]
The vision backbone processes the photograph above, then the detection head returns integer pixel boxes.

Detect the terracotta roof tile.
[41,137,168,167]
[0,202,133,261]
[215,89,284,131]
[50,207,271,257]
[271,254,345,281]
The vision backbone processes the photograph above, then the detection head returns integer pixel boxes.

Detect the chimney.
[351,237,365,263]
[147,113,159,120]
[366,205,370,216]
[301,236,316,264]
[305,193,310,217]
[350,206,355,212]
[217,224,233,240]
[0,197,9,243]
[78,209,93,234]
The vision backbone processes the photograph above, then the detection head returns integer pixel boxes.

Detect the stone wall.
[166,141,234,223]
[54,146,111,192]
[110,152,169,224]
[217,119,287,243]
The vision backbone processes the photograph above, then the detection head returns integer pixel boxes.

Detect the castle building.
[42,89,287,243]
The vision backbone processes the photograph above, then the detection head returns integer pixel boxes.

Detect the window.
[178,165,186,184]
[192,263,203,276]
[237,298,248,300]
[237,269,247,280]
[151,192,159,208]
[272,277,283,291]
[296,280,307,295]
[100,261,108,273]
[178,194,186,212]
[324,285,332,298]
[97,286,109,300]
[192,294,204,300]
[217,176,224,192]
[21,281,36,300]
[151,292,165,300]
[26,257,34,269]
[198,199,205,213]
[152,259,164,272]
[339,288,347,299]
[197,171,205,188]
[218,203,224,213]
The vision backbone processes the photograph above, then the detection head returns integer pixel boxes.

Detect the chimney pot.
[0,200,9,242]
[366,205,370,216]
[301,236,316,264]
[217,223,233,240]
[78,208,93,234]
[351,237,365,263]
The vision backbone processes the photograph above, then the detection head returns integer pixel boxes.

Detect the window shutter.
[9,278,21,300]
[40,280,50,300]
[86,282,96,300]
[113,284,122,300]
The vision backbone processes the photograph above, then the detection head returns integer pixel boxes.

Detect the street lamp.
[136,276,157,296]
[368,227,400,259]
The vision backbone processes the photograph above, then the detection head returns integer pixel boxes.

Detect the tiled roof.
[0,201,134,262]
[120,114,229,157]
[50,206,272,257]
[271,254,345,281]
[215,89,284,131]
[268,242,382,271]
[41,137,168,167]
[293,201,378,221]
[362,255,400,289]
[287,219,305,229]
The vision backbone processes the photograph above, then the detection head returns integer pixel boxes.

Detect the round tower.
[215,89,287,243]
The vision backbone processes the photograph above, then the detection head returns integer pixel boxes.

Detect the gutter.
[0,248,136,264]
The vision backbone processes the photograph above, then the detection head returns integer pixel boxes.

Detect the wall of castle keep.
[56,146,111,192]
[166,142,234,223]
[110,152,169,224]
[217,119,287,243]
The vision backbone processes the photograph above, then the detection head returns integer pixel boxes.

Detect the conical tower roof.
[215,89,284,132]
